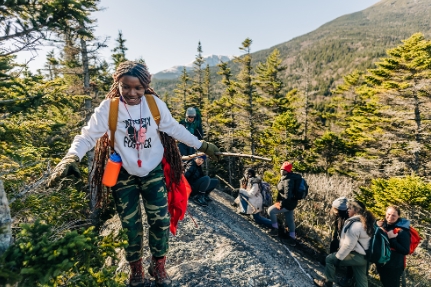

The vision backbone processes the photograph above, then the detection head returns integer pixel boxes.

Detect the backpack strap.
[144,94,160,126]
[108,94,160,152]
[108,97,120,150]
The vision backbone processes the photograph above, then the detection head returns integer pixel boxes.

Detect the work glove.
[198,140,220,161]
[47,154,81,187]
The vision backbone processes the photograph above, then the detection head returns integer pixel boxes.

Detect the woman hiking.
[47,61,220,287]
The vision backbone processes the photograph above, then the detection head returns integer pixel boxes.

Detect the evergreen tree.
[365,33,431,176]
[111,30,128,68]
[189,41,205,109]
[173,67,190,119]
[233,38,259,155]
[0,0,100,56]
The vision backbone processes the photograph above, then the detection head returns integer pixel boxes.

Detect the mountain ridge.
[152,54,234,80]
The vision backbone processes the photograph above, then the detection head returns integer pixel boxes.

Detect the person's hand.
[198,140,220,161]
[274,202,281,210]
[376,220,384,227]
[387,230,398,239]
[47,155,81,187]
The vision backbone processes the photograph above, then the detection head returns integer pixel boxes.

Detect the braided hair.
[91,61,183,208]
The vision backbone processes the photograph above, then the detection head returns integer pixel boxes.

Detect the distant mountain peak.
[152,54,234,80]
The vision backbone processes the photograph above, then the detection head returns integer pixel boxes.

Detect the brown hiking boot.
[129,258,146,286]
[148,256,172,287]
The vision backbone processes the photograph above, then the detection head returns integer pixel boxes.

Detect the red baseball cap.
[280,161,292,172]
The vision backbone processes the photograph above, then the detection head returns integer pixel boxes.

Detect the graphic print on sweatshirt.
[123,116,152,149]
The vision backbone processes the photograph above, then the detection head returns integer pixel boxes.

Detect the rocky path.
[102,190,326,287]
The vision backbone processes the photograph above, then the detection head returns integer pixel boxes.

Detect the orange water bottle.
[102,153,122,187]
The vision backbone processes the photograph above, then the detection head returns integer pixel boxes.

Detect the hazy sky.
[17,0,381,74]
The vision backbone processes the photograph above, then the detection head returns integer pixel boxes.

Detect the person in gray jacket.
[314,200,376,287]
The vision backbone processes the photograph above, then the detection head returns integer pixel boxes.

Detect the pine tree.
[233,38,259,155]
[0,0,100,56]
[189,41,205,109]
[173,67,190,119]
[111,30,128,68]
[365,33,431,176]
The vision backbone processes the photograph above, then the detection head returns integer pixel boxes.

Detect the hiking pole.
[181,152,272,162]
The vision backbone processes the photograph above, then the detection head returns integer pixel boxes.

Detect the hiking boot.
[313,278,333,287]
[268,228,278,237]
[193,194,208,207]
[284,236,297,247]
[129,258,145,286]
[148,256,172,287]
[204,194,213,202]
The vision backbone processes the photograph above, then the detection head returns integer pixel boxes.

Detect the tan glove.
[198,140,220,161]
[47,154,81,187]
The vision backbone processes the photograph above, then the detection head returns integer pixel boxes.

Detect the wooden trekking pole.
[181,152,271,162]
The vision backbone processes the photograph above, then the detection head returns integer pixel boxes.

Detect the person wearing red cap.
[267,161,302,246]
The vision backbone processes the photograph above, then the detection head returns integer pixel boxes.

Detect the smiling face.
[119,75,146,105]
[385,207,400,225]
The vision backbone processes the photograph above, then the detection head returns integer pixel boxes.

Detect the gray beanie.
[332,197,348,211]
[186,107,196,117]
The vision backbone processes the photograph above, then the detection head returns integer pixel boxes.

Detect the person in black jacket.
[267,161,301,245]
[376,205,411,287]
[184,155,218,207]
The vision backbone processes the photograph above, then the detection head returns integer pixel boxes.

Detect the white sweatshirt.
[67,95,202,177]
[336,215,371,260]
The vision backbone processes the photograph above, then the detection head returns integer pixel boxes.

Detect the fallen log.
[181,152,271,162]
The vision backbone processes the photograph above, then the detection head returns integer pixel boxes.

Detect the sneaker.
[193,194,208,207]
[268,228,278,237]
[204,195,213,202]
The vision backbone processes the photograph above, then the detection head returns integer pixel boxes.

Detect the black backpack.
[344,219,391,265]
[293,177,309,200]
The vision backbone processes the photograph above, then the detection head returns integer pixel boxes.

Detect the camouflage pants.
[111,163,170,262]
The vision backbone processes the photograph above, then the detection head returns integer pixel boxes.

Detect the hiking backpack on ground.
[293,177,309,200]
[344,219,391,265]
[259,181,273,207]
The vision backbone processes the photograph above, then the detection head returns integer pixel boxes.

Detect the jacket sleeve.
[184,162,199,183]
[390,228,411,255]
[239,183,259,197]
[336,221,362,260]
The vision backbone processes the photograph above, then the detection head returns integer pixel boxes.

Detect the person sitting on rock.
[234,168,272,228]
[184,155,219,207]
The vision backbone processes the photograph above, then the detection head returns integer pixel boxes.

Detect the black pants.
[190,176,219,196]
[377,265,403,287]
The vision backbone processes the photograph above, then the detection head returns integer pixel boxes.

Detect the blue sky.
[17,0,380,74]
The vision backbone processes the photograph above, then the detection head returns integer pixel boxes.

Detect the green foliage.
[111,30,128,68]
[358,174,431,219]
[0,221,127,286]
